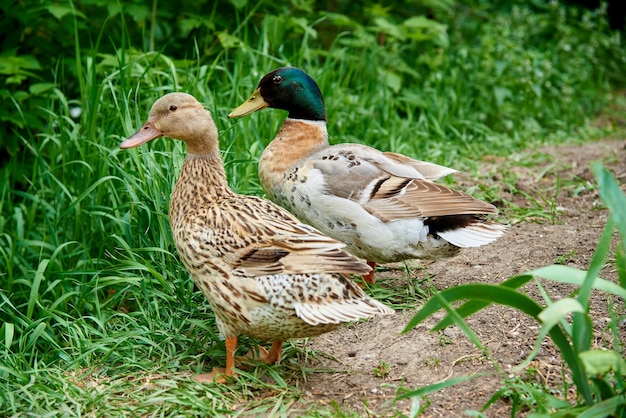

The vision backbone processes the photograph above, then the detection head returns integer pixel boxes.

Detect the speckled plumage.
[120,93,393,380]
[229,67,506,282]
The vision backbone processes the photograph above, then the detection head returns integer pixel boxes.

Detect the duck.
[228,67,506,283]
[119,93,393,383]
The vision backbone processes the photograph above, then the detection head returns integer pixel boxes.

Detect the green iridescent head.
[229,67,327,121]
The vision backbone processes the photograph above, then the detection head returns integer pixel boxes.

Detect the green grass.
[1,1,625,416]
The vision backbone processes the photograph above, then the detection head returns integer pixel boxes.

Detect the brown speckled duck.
[120,93,393,382]
[229,67,506,283]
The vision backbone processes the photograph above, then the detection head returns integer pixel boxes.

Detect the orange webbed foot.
[196,339,285,384]
[195,336,238,384]
[241,341,283,365]
[360,261,377,285]
[194,368,231,384]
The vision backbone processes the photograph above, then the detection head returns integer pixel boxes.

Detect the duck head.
[229,67,327,121]
[120,92,218,155]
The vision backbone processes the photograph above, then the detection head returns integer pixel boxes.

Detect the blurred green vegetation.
[2,0,624,163]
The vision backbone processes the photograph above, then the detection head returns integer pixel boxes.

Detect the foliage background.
[2,0,624,163]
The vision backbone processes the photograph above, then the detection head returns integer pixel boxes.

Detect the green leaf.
[27,259,49,320]
[397,372,487,399]
[124,4,150,21]
[263,15,288,46]
[217,32,241,49]
[323,12,356,28]
[230,0,248,9]
[0,55,42,74]
[494,87,511,106]
[593,163,626,242]
[527,265,626,299]
[47,5,86,20]
[435,291,487,354]
[180,17,203,38]
[403,283,592,403]
[578,395,626,418]
[579,350,626,376]
[374,17,404,40]
[433,273,533,330]
[404,283,544,333]
[29,83,55,95]
[378,68,402,93]
[537,298,585,328]
[291,17,317,39]
[513,299,586,373]
[572,312,593,353]
[60,176,121,218]
[403,16,449,46]
[1,322,14,349]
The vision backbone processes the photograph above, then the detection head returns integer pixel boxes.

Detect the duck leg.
[241,341,284,364]
[361,261,377,284]
[194,336,238,384]
[266,341,283,364]
[224,336,237,373]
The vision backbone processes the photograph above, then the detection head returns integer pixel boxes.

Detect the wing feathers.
[362,178,497,220]
[382,152,458,180]
[228,197,372,277]
[437,222,506,248]
[294,299,394,326]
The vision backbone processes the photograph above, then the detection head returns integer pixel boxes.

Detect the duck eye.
[272,75,283,85]
[169,105,178,111]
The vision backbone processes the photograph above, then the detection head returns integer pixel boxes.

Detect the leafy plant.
[484,374,571,416]
[555,250,577,265]
[401,163,626,416]
[424,357,442,368]
[373,360,392,378]
[438,331,453,347]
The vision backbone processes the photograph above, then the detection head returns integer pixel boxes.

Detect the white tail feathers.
[294,300,394,326]
[438,222,507,248]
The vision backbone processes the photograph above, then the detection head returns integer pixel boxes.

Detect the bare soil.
[292,137,626,417]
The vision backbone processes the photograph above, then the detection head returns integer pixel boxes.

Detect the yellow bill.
[228,88,269,118]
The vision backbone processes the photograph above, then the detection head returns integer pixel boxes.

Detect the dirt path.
[292,138,626,416]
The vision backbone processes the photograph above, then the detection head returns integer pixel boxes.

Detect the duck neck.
[169,152,234,227]
[260,118,329,179]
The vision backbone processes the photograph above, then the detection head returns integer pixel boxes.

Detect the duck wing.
[215,196,371,277]
[310,144,497,222]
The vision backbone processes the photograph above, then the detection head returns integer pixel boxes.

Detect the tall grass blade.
[404,284,544,333]
[592,163,626,242]
[434,291,489,356]
[577,395,626,418]
[396,372,489,400]
[525,265,626,298]
[431,265,626,331]
[60,175,121,218]
[27,259,50,320]
[431,273,533,330]
[403,283,593,404]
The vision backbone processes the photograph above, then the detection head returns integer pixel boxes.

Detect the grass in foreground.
[402,164,626,417]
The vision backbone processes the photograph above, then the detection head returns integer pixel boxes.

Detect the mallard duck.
[119,93,393,382]
[228,67,506,283]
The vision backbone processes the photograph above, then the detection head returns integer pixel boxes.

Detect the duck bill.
[120,121,163,149]
[228,88,269,118]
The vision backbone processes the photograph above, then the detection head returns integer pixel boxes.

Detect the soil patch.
[291,138,626,416]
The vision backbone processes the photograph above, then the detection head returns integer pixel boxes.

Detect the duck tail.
[437,221,507,248]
